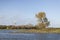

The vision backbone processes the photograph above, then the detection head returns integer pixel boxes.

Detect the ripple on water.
[0,30,60,40]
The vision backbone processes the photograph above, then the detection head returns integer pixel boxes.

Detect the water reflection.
[0,30,60,40]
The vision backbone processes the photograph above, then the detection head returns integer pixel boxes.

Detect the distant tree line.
[0,25,37,29]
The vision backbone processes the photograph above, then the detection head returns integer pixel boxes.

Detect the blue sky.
[0,0,60,27]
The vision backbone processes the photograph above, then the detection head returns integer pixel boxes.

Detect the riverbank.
[0,28,60,33]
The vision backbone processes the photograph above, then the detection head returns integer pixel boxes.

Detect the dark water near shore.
[0,30,60,40]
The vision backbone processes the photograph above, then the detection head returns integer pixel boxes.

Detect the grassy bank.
[0,28,60,33]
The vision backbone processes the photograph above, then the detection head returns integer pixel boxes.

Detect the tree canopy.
[36,12,46,19]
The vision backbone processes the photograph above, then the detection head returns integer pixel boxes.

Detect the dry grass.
[3,28,60,33]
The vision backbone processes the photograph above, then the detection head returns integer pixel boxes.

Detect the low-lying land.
[19,28,60,33]
[0,28,60,33]
[0,25,60,33]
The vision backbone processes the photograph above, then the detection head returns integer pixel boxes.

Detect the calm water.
[0,30,60,40]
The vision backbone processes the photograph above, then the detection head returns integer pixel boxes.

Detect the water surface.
[0,30,60,40]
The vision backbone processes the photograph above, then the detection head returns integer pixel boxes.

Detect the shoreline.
[0,28,60,33]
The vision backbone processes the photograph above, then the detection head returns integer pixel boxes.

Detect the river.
[0,30,60,40]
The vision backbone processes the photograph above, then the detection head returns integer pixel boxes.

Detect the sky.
[0,0,60,27]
